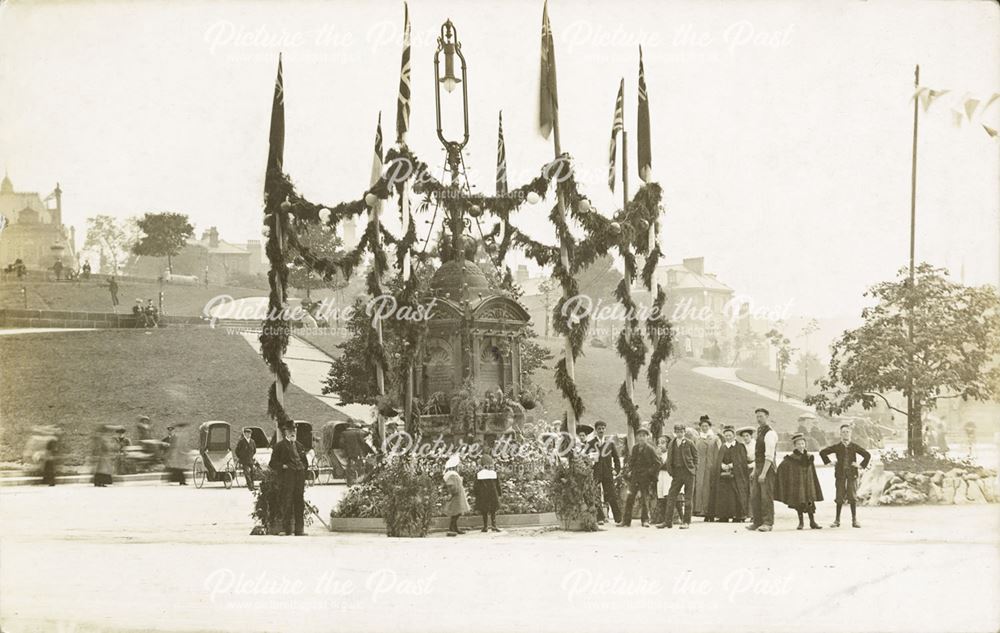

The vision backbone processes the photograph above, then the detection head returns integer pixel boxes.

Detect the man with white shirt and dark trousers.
[747,408,778,532]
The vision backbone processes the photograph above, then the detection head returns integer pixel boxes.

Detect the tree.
[538,279,557,337]
[796,351,824,396]
[83,215,137,274]
[288,222,346,299]
[731,326,764,367]
[132,213,194,273]
[765,326,796,402]
[805,264,1000,456]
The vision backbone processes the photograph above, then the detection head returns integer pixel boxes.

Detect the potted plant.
[547,454,600,531]
[373,457,438,537]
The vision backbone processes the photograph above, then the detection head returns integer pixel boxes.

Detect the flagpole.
[621,103,636,451]
[906,64,919,454]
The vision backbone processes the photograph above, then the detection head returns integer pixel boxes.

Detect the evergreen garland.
[261,146,671,433]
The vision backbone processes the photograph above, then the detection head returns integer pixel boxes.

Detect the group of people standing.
[585,408,872,531]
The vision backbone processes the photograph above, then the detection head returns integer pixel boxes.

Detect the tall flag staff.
[395,2,415,435]
[636,45,663,414]
[608,77,637,449]
[370,112,387,408]
[539,0,578,435]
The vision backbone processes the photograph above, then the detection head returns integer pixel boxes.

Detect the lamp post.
[433,19,471,262]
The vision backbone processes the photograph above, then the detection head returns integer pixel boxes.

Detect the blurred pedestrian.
[92,425,114,487]
[162,425,187,485]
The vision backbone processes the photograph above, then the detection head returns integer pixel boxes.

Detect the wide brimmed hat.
[444,454,461,470]
[576,424,594,436]
[736,426,755,436]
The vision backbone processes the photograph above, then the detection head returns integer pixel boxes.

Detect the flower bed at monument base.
[328,512,559,534]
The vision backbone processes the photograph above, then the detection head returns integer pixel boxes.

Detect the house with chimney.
[126,226,264,283]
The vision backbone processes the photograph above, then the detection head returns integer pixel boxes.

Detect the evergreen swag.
[261,143,671,433]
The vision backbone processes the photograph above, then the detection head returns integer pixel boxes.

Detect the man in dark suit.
[235,427,257,491]
[269,421,309,536]
[819,424,871,528]
[658,423,698,529]
[587,420,621,525]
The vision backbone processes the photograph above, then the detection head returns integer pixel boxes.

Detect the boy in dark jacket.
[658,424,698,529]
[819,424,871,528]
[617,426,661,528]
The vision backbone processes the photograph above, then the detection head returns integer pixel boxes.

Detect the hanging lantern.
[365,192,379,207]
[468,204,482,218]
[578,198,591,213]
[280,199,291,212]
[608,221,621,236]
[526,191,541,205]
[318,208,331,223]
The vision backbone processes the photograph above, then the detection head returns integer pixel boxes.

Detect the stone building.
[127,226,264,283]
[0,172,76,271]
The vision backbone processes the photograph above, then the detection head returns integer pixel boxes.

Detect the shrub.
[548,454,599,531]
[880,448,994,477]
[250,468,313,534]
[373,457,439,537]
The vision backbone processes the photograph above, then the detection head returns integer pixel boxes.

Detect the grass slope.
[0,280,267,317]
[0,329,345,464]
[531,339,808,434]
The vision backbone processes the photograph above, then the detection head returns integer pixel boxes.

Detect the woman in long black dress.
[707,426,749,522]
[775,433,824,530]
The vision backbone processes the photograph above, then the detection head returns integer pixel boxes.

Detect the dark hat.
[242,427,252,433]
[791,432,806,443]
[754,407,770,416]
[722,425,735,433]
[699,415,711,424]
[576,424,594,436]
[594,420,607,429]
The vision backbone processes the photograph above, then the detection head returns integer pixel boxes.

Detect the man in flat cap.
[235,427,258,491]
[747,408,778,532]
[659,423,698,529]
[269,420,309,536]
[618,425,660,528]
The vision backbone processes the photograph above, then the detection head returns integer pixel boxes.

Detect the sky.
[0,0,997,321]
